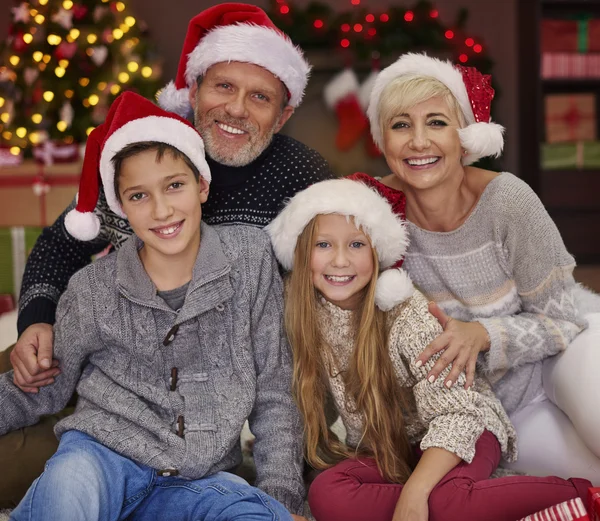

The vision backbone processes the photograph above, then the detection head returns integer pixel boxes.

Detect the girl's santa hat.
[265,175,414,311]
[64,91,211,241]
[157,3,311,116]
[367,52,504,166]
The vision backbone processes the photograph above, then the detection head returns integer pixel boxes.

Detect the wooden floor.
[574,265,600,293]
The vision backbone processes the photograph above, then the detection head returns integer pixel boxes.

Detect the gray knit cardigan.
[0,223,305,514]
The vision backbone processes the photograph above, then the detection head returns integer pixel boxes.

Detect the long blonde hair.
[285,216,415,483]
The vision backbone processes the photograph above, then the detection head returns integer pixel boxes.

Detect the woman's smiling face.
[382,95,463,192]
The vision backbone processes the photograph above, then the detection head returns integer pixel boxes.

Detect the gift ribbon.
[32,141,79,166]
[0,166,80,226]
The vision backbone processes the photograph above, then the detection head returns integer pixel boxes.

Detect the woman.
[364,52,600,483]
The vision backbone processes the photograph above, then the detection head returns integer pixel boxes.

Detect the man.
[1,3,333,511]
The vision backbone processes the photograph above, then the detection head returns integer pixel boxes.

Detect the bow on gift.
[32,175,51,196]
[33,140,79,167]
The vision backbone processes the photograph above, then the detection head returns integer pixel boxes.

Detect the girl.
[265,177,591,521]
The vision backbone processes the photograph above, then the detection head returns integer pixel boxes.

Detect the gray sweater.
[403,173,600,415]
[0,223,305,514]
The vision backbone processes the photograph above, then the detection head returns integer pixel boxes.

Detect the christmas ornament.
[55,41,78,60]
[24,67,39,86]
[60,102,74,127]
[11,3,30,24]
[94,6,110,23]
[90,46,108,66]
[51,8,74,30]
[73,5,89,21]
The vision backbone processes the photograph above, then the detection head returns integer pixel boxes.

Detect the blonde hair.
[377,75,466,144]
[285,216,415,483]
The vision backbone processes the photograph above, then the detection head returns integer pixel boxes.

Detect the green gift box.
[542,141,600,169]
[0,227,42,298]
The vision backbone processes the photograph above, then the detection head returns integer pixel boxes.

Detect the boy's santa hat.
[367,52,504,165]
[265,176,414,311]
[64,91,211,242]
[157,3,311,116]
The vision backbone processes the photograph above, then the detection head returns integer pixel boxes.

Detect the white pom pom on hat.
[64,91,211,241]
[367,52,504,165]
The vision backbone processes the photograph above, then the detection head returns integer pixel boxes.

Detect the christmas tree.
[0,0,162,158]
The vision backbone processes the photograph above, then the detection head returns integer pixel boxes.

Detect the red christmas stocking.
[359,69,382,157]
[324,69,368,151]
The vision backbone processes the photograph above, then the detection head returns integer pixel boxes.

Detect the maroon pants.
[308,431,591,521]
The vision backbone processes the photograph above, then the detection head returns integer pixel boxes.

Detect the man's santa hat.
[157,3,311,117]
[265,176,414,311]
[367,52,504,165]
[64,91,211,241]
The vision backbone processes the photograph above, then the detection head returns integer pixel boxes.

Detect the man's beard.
[195,109,279,167]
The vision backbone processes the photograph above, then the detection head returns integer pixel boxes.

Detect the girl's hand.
[392,484,429,521]
[416,302,490,390]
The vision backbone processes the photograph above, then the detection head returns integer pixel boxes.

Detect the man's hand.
[10,323,59,393]
[416,302,490,390]
[291,515,309,521]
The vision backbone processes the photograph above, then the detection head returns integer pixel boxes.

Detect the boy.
[0,92,305,521]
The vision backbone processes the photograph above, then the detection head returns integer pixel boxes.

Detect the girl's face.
[382,95,463,192]
[311,214,374,310]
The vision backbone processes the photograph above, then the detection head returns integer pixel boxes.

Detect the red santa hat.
[367,53,504,166]
[64,91,211,241]
[265,175,414,311]
[157,3,311,116]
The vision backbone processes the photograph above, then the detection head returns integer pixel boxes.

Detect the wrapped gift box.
[545,94,597,143]
[542,141,600,169]
[542,19,600,53]
[0,227,42,299]
[590,487,600,521]
[542,53,600,78]
[518,497,589,521]
[0,159,80,227]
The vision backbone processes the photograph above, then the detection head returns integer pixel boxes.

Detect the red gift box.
[518,497,589,521]
[589,487,600,521]
[542,53,600,79]
[542,19,600,53]
[545,94,597,143]
[33,140,80,166]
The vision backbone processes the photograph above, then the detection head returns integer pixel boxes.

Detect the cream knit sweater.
[317,290,518,463]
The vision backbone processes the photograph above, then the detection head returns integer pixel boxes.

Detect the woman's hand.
[416,302,490,390]
[392,483,429,521]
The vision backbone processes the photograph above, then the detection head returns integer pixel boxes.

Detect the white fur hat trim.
[64,208,101,241]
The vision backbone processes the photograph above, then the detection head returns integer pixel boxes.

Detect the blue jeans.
[11,430,293,521]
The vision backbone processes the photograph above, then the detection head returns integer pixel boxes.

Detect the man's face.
[189,61,294,167]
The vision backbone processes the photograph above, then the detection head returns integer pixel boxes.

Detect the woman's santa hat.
[157,3,311,117]
[266,176,414,311]
[64,91,211,241]
[367,52,504,165]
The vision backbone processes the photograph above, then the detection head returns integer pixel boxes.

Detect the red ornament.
[341,23,350,32]
[459,54,468,63]
[465,38,474,47]
[73,5,89,20]
[404,11,414,22]
[353,23,363,32]
[280,5,289,14]
[473,44,483,53]
[430,9,439,18]
[456,64,495,123]
[340,38,350,48]
[445,30,454,39]
[365,14,374,22]
[55,41,78,60]
[313,19,323,29]
[13,34,27,52]
[380,13,389,22]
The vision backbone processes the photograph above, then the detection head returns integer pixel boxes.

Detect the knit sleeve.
[392,292,485,463]
[246,231,305,515]
[477,176,585,374]
[17,196,110,336]
[0,269,96,435]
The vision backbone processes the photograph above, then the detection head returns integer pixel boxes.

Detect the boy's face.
[118,149,209,262]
